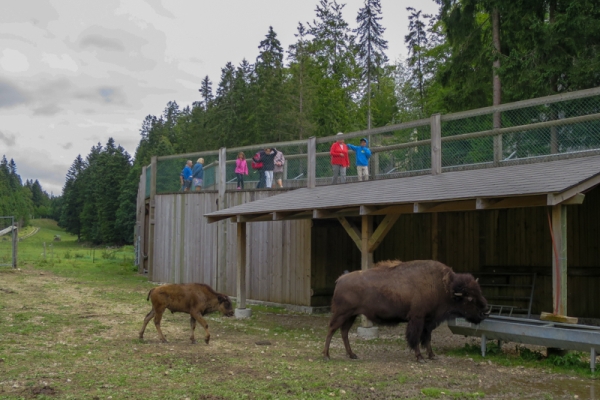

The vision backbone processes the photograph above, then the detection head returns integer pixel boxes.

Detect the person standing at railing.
[259,147,278,188]
[273,150,285,188]
[180,160,193,192]
[235,152,248,190]
[330,132,350,184]
[347,138,371,181]
[191,158,204,192]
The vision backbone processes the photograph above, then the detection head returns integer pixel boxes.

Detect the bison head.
[217,294,235,317]
[450,274,489,324]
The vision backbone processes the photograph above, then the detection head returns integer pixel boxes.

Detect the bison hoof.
[191,339,197,344]
[348,354,358,360]
[323,355,330,361]
[428,355,437,360]
[416,357,426,363]
[204,337,210,345]
[160,339,168,343]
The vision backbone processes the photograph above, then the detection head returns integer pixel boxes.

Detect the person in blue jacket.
[180,160,193,191]
[347,138,372,181]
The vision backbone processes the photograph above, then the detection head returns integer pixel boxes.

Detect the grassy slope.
[0,221,595,399]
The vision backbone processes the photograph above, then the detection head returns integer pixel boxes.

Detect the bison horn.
[454,292,463,297]
[475,278,479,283]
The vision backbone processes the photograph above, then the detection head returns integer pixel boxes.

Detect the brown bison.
[323,260,489,362]
[139,283,234,344]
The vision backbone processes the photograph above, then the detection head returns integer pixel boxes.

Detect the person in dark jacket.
[254,150,267,189]
[259,148,278,188]
[191,158,204,191]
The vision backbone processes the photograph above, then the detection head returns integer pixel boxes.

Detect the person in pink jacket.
[235,152,249,189]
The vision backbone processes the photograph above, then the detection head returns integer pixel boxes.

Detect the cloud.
[0,78,29,108]
[75,86,126,105]
[0,48,30,72]
[33,103,62,116]
[61,142,73,150]
[80,34,126,52]
[0,130,16,147]
[41,53,78,72]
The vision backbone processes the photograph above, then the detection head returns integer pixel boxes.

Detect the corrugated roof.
[205,155,600,220]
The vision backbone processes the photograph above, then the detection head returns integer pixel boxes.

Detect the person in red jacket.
[330,132,350,184]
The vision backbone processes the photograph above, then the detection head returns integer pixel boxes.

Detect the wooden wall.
[150,190,312,306]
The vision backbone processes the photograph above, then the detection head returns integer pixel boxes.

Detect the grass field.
[0,220,597,399]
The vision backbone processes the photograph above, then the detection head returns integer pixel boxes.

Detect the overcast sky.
[0,0,439,196]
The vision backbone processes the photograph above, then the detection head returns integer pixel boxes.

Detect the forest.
[4,0,599,244]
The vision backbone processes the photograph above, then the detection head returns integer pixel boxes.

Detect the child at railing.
[235,152,249,189]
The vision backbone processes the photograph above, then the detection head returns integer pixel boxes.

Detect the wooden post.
[430,113,441,175]
[12,225,17,269]
[148,156,157,280]
[139,166,147,274]
[431,213,439,260]
[236,222,247,309]
[551,205,568,315]
[361,215,374,328]
[217,147,227,291]
[307,137,316,188]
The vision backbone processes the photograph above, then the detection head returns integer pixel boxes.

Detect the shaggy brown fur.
[323,260,489,362]
[139,283,234,344]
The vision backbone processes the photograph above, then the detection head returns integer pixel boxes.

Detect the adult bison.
[139,283,234,344]
[323,260,489,362]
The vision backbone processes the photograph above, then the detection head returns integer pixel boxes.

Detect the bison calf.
[139,283,234,344]
[323,260,489,362]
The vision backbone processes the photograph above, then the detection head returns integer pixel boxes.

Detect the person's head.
[336,132,344,143]
[360,138,367,147]
[186,160,193,167]
[197,158,204,164]
[264,148,272,155]
[238,152,245,160]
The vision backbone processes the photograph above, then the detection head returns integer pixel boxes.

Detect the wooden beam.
[0,225,15,237]
[551,205,568,316]
[273,211,311,220]
[540,312,578,324]
[547,192,585,206]
[430,113,441,175]
[368,214,400,253]
[313,209,332,219]
[476,195,547,210]
[307,137,316,189]
[414,200,477,213]
[236,222,247,309]
[337,217,362,251]
[359,205,380,215]
[237,213,273,223]
[370,204,414,215]
[361,215,374,328]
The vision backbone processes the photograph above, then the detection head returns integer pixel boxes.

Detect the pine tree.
[198,76,214,110]
[59,155,87,240]
[355,0,388,129]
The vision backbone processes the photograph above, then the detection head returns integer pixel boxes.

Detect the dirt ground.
[0,266,598,399]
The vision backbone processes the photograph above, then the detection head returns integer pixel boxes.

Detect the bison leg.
[139,309,155,339]
[420,320,437,360]
[190,311,210,344]
[323,313,356,360]
[153,306,169,343]
[189,316,197,344]
[406,317,425,362]
[340,315,358,360]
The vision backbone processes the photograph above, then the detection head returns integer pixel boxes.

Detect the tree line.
[32,0,600,244]
[0,156,58,226]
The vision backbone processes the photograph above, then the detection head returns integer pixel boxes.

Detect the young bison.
[323,260,489,362]
[139,283,234,344]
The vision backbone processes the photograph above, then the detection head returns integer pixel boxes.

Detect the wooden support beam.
[337,217,362,251]
[236,222,247,309]
[368,214,400,253]
[0,225,15,237]
[414,200,476,213]
[237,213,273,223]
[430,113,442,175]
[361,215,374,328]
[547,173,600,205]
[359,205,380,215]
[476,195,547,210]
[313,209,332,219]
[371,204,414,215]
[551,205,568,316]
[540,312,578,324]
[307,137,316,189]
[547,193,585,206]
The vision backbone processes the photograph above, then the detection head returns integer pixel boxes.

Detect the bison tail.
[146,288,155,301]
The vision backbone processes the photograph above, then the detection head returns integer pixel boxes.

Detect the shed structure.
[206,155,600,320]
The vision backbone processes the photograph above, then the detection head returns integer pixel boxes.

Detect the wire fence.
[0,216,16,267]
[142,87,600,197]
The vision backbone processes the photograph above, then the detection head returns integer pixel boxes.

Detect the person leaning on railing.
[330,132,349,184]
[347,138,371,181]
[180,160,193,192]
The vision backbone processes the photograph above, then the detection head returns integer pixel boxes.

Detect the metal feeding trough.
[447,315,600,372]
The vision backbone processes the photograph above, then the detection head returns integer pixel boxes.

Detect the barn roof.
[205,155,600,223]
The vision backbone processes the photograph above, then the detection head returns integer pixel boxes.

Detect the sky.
[0,0,439,196]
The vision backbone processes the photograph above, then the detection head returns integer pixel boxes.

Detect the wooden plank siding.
[151,190,312,307]
[372,186,600,318]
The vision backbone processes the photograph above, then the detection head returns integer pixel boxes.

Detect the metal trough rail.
[447,315,600,372]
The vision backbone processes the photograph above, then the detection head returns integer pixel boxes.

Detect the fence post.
[12,223,17,269]
[493,110,502,164]
[307,137,316,188]
[148,155,157,280]
[217,147,227,291]
[430,114,442,175]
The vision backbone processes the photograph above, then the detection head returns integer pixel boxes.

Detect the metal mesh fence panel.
[227,143,308,190]
[0,217,15,267]
[155,154,218,194]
